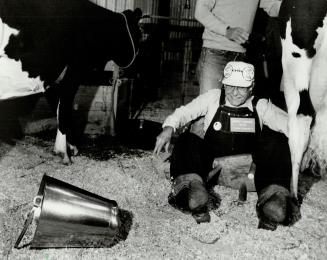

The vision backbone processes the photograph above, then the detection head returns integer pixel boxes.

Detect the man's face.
[224,84,252,106]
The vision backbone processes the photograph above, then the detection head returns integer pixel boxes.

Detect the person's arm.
[256,98,289,137]
[259,0,281,17]
[153,90,217,155]
[153,126,174,155]
[162,90,217,132]
[195,0,249,44]
[195,0,228,36]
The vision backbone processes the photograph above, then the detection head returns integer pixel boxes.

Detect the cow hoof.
[68,144,79,156]
[309,151,327,179]
[310,159,321,177]
[300,148,312,172]
[53,148,60,155]
[288,197,301,225]
[301,148,326,178]
[63,155,72,165]
[53,150,72,165]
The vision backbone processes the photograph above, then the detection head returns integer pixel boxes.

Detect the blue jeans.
[196,47,246,94]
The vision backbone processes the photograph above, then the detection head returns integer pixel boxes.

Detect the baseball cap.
[222,61,255,88]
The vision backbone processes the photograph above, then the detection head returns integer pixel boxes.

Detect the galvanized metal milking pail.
[14,174,120,248]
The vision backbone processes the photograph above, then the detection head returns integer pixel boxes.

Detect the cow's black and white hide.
[0,0,142,163]
[279,0,327,199]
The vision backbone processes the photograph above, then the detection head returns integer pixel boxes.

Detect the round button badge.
[213,121,222,131]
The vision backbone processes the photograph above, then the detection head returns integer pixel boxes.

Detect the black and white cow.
[0,0,142,163]
[279,0,327,199]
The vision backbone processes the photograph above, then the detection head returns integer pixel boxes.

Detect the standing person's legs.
[196,48,226,94]
[196,48,246,94]
[253,127,300,230]
[169,132,213,222]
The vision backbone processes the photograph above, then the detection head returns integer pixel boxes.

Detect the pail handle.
[14,195,43,249]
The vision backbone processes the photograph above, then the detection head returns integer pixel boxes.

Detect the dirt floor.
[0,132,327,260]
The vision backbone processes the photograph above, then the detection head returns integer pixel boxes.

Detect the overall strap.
[219,88,226,105]
[252,96,262,134]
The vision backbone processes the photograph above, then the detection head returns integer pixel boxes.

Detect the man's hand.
[225,27,249,45]
[153,126,174,156]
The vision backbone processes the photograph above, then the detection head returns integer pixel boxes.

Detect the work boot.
[192,206,211,224]
[258,192,287,231]
[258,218,278,231]
[188,180,210,223]
[262,192,287,223]
[256,184,292,231]
[188,180,209,211]
[169,173,204,211]
[168,189,189,211]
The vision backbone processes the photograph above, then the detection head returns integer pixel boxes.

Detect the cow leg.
[43,71,78,164]
[54,68,80,164]
[284,83,311,198]
[307,106,327,178]
[54,119,70,164]
[286,106,312,199]
[54,127,78,164]
[284,78,313,200]
[305,22,327,179]
[54,121,79,164]
[44,84,60,112]
[281,24,314,199]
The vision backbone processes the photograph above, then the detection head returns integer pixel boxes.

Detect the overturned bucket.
[15,175,120,249]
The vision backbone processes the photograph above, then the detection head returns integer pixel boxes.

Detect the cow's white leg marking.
[306,106,327,177]
[282,20,313,199]
[54,128,78,164]
[54,102,71,164]
[54,128,70,164]
[307,16,327,178]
